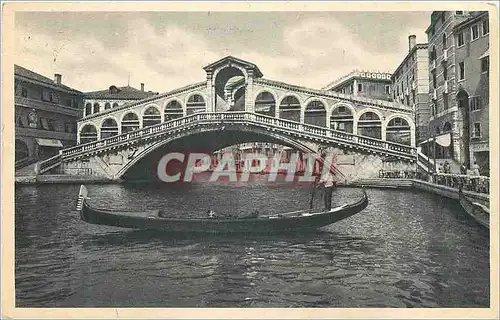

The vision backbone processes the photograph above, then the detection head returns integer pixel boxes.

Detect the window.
[443,93,449,110]
[42,89,50,101]
[21,87,28,97]
[385,85,390,94]
[358,83,363,92]
[458,62,465,80]
[471,24,479,40]
[456,11,463,15]
[47,119,55,131]
[482,20,489,35]
[470,96,481,111]
[443,65,448,80]
[457,32,464,47]
[441,12,445,24]
[50,92,59,104]
[338,123,345,130]
[481,56,489,73]
[432,71,437,88]
[472,123,481,138]
[442,33,447,48]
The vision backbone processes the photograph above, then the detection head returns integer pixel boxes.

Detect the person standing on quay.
[472,161,480,176]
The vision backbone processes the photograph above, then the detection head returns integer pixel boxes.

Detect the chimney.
[141,83,144,92]
[54,73,62,85]
[408,35,417,52]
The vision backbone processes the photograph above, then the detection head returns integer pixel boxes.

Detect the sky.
[14,11,431,93]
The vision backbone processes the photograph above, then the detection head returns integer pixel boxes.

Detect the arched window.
[143,106,161,127]
[164,101,183,121]
[254,92,276,117]
[386,117,411,145]
[121,113,139,133]
[330,105,354,133]
[443,122,452,132]
[93,103,100,114]
[112,102,119,108]
[100,118,119,139]
[104,102,111,110]
[279,96,301,122]
[85,103,92,116]
[357,111,382,139]
[186,94,206,115]
[79,124,98,144]
[304,101,326,127]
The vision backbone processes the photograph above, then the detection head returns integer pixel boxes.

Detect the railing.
[380,170,490,194]
[417,151,434,172]
[37,154,62,174]
[58,112,416,162]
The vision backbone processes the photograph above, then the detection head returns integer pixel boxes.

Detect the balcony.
[443,48,448,62]
[430,59,437,71]
[15,96,81,117]
[444,80,449,94]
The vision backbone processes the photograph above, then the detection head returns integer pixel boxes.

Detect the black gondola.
[76,185,369,234]
[458,187,489,229]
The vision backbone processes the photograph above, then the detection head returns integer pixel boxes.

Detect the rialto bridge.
[38,56,424,181]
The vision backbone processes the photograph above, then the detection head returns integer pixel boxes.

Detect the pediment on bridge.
[203,56,263,78]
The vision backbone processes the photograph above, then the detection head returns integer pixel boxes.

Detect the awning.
[419,132,451,147]
[36,138,63,148]
[478,48,489,60]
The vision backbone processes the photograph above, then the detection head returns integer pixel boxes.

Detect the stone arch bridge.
[39,56,420,181]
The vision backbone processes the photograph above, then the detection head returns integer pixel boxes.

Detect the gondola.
[76,185,369,234]
[458,187,489,229]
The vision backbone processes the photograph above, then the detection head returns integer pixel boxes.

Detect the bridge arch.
[185,92,207,115]
[142,105,162,127]
[120,111,140,133]
[104,102,112,110]
[79,123,98,144]
[112,102,119,108]
[278,94,303,122]
[356,108,384,140]
[303,98,328,127]
[100,117,119,139]
[253,89,277,117]
[330,102,356,132]
[163,99,184,121]
[85,103,92,117]
[93,103,100,114]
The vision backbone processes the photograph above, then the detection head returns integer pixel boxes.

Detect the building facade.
[15,65,84,165]
[424,11,489,175]
[323,70,393,102]
[84,84,158,117]
[391,35,430,143]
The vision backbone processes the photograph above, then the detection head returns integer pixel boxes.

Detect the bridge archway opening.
[330,105,354,133]
[104,102,111,110]
[80,124,98,144]
[121,112,140,133]
[443,121,452,133]
[101,118,119,139]
[255,91,276,117]
[93,103,100,114]
[357,111,382,139]
[164,100,183,121]
[231,85,246,111]
[186,94,207,115]
[143,106,161,127]
[85,103,92,116]
[279,96,301,122]
[386,117,411,145]
[214,67,245,111]
[112,102,119,108]
[304,101,326,127]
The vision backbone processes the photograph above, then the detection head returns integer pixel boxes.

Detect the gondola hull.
[76,185,369,234]
[459,188,489,229]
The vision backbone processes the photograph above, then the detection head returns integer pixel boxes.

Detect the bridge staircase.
[37,112,417,175]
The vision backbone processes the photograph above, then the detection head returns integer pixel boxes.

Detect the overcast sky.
[15,11,431,93]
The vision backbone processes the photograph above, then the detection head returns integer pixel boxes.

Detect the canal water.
[15,177,489,307]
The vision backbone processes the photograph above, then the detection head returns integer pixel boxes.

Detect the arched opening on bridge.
[85,103,92,116]
[443,121,452,133]
[164,100,183,121]
[214,67,245,112]
[104,102,111,110]
[231,85,246,111]
[386,117,411,145]
[304,101,326,127]
[80,124,98,144]
[93,103,100,114]
[330,105,354,133]
[255,91,276,117]
[112,102,119,108]
[121,112,140,133]
[100,118,119,139]
[357,111,382,139]
[143,106,161,127]
[279,96,301,122]
[15,139,29,162]
[186,94,206,115]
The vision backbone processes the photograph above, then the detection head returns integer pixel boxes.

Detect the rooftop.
[14,64,83,95]
[85,85,159,100]
[322,70,392,91]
